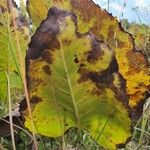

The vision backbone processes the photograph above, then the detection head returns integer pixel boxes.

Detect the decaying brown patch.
[87,57,118,84]
[116,39,126,48]
[42,50,54,64]
[126,50,148,74]
[28,32,60,60]
[78,67,90,83]
[86,39,104,64]
[71,0,115,39]
[42,65,52,75]
[30,95,42,104]
[71,0,109,23]
[116,136,132,149]
[74,55,79,63]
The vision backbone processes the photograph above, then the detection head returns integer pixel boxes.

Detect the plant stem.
[6,71,16,150]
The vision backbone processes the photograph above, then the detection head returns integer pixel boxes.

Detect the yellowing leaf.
[27,0,71,28]
[28,0,150,109]
[25,5,133,150]
[25,0,150,149]
[69,0,150,108]
[27,0,52,27]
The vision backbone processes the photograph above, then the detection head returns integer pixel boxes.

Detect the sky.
[93,0,150,25]
[15,0,150,25]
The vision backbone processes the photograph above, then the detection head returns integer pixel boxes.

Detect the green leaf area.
[0,0,29,116]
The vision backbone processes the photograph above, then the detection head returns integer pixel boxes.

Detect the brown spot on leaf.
[42,50,54,64]
[42,65,52,75]
[86,39,104,64]
[116,136,132,149]
[116,39,125,48]
[28,32,60,60]
[78,68,89,83]
[19,98,27,112]
[88,57,118,85]
[30,96,42,104]
[80,63,85,67]
[74,55,79,63]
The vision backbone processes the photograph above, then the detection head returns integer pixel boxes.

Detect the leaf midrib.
[59,43,80,125]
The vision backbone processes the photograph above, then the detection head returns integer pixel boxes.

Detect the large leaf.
[27,0,150,109]
[25,0,150,149]
[0,0,29,115]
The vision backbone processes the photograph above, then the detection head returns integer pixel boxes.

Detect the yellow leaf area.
[28,0,150,109]
[0,0,7,8]
[27,0,72,27]
[26,7,132,150]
